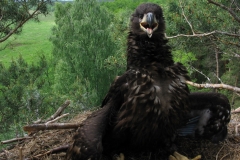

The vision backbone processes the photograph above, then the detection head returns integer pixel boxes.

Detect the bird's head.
[130,3,165,38]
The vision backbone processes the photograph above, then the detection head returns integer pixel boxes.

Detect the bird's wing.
[66,103,113,159]
[177,92,231,143]
[101,74,128,108]
[66,74,127,160]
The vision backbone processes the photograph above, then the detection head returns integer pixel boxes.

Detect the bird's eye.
[139,14,143,19]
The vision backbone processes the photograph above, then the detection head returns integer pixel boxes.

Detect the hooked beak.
[140,12,158,38]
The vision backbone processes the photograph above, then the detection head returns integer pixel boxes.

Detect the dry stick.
[25,145,69,160]
[33,100,71,124]
[45,100,71,122]
[32,119,42,124]
[45,113,70,124]
[231,107,240,114]
[235,124,240,136]
[1,137,33,145]
[23,123,80,132]
[216,144,225,160]
[186,81,240,93]
[19,147,23,160]
[220,153,230,160]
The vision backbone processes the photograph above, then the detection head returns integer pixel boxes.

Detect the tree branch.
[45,113,69,124]
[44,100,70,123]
[165,0,240,39]
[1,137,33,145]
[186,81,240,93]
[207,0,240,23]
[0,1,49,43]
[190,66,211,82]
[23,123,80,132]
[33,100,70,124]
[179,0,195,34]
[165,29,240,39]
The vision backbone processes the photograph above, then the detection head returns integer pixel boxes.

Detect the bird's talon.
[169,152,201,160]
[115,153,124,160]
[191,155,201,160]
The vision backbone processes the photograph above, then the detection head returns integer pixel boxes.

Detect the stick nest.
[1,112,240,160]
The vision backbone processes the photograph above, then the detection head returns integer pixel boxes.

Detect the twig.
[231,107,240,113]
[165,30,240,39]
[235,124,240,136]
[23,123,80,132]
[19,146,23,160]
[190,66,211,82]
[186,81,240,93]
[165,0,240,39]
[32,119,42,124]
[44,100,71,123]
[220,153,230,160]
[25,145,69,160]
[45,113,69,124]
[1,137,33,145]
[179,0,195,34]
[33,100,70,124]
[216,143,225,160]
[165,31,216,39]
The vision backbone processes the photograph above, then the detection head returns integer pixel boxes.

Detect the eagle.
[66,3,231,160]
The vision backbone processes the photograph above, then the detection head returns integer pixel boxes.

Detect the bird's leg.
[115,153,124,160]
[169,152,201,160]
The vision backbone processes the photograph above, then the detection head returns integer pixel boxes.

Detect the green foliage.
[0,13,55,65]
[0,0,53,43]
[102,0,167,14]
[0,55,58,140]
[51,0,121,107]
[166,0,239,80]
[165,0,240,104]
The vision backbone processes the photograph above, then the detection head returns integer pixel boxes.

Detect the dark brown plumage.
[66,3,231,160]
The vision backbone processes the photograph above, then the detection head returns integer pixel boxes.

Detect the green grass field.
[0,13,55,66]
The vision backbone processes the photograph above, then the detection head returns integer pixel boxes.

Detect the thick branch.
[186,81,240,93]
[208,0,240,23]
[23,123,80,132]
[0,17,31,43]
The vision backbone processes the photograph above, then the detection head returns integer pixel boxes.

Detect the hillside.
[0,13,55,66]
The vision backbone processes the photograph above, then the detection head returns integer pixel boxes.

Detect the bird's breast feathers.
[115,64,189,137]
